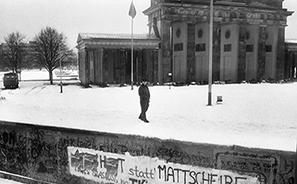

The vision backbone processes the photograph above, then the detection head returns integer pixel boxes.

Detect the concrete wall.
[0,120,295,184]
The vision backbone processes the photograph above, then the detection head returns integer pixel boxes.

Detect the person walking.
[138,78,150,123]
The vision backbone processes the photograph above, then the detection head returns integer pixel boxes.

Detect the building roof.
[78,33,159,43]
[285,39,297,44]
[285,39,297,52]
[77,33,160,50]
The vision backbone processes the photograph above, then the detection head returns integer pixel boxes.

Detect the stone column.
[78,49,86,85]
[153,49,159,84]
[85,49,90,86]
[213,23,221,82]
[257,26,266,81]
[187,23,195,83]
[237,23,247,82]
[146,49,151,82]
[159,20,172,84]
[120,50,126,84]
[103,49,109,83]
[275,26,285,80]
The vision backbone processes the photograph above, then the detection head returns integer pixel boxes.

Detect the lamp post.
[59,56,63,93]
[207,0,214,106]
[59,45,63,93]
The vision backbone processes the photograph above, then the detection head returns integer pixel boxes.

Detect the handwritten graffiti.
[0,131,16,145]
[0,127,58,183]
[214,151,280,184]
[157,164,249,184]
[56,134,100,170]
[99,138,155,157]
[0,129,27,175]
[128,166,155,179]
[71,150,98,172]
[275,157,295,184]
[157,147,212,167]
[68,147,259,184]
[69,148,126,183]
[99,140,129,154]
[128,178,148,184]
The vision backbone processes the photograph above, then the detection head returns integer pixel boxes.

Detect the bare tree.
[32,27,72,84]
[2,32,26,73]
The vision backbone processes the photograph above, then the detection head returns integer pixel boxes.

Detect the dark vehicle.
[3,72,19,89]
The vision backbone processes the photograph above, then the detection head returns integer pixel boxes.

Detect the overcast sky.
[0,0,296,49]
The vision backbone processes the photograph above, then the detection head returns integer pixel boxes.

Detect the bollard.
[216,95,223,104]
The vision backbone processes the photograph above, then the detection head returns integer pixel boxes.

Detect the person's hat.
[142,78,148,82]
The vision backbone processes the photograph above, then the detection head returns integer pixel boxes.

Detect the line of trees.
[0,27,77,84]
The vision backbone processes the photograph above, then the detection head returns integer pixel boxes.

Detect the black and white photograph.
[0,0,297,183]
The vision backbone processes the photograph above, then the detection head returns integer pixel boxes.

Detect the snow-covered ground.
[0,70,296,153]
[0,178,22,184]
[0,69,78,81]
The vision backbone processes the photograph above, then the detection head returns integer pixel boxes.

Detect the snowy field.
[0,178,22,184]
[0,69,78,81]
[0,70,296,153]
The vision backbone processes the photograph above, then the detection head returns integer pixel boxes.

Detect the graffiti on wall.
[214,150,295,184]
[0,121,295,184]
[215,151,278,181]
[156,146,212,167]
[68,147,260,184]
[0,128,58,183]
[277,156,295,184]
[62,135,214,168]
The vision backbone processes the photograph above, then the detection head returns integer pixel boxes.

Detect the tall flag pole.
[129,0,136,90]
[208,0,213,106]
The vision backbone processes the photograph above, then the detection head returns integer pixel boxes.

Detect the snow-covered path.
[0,79,296,152]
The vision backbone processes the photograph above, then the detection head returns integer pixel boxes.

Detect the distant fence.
[0,120,295,184]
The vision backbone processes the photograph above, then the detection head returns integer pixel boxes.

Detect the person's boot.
[143,119,149,123]
[139,114,143,120]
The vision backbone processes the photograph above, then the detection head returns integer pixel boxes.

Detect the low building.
[76,33,160,86]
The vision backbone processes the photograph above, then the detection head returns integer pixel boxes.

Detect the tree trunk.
[49,70,53,84]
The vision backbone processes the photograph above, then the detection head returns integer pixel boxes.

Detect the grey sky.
[0,0,296,49]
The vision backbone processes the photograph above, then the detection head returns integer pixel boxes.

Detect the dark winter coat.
[138,84,150,102]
